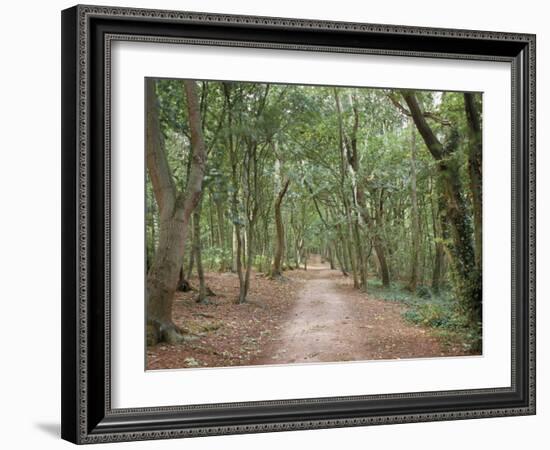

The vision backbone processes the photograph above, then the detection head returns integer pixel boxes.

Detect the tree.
[464,93,482,269]
[402,91,481,332]
[146,79,207,344]
[271,158,290,278]
[407,121,420,292]
[334,89,367,289]
[430,176,447,294]
[192,198,209,303]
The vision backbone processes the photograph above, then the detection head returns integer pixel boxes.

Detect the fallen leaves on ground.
[146,270,299,370]
[146,264,476,371]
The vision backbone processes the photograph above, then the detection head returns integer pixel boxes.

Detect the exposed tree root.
[195,286,216,304]
[147,319,198,346]
[267,272,290,282]
[177,279,194,292]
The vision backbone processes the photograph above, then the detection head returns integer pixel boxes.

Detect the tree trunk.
[230,187,244,302]
[215,199,226,271]
[373,237,390,287]
[344,199,360,288]
[231,225,239,272]
[464,93,482,269]
[407,122,420,292]
[338,226,351,274]
[285,234,293,269]
[356,189,390,287]
[353,220,367,289]
[185,242,195,280]
[420,192,431,286]
[333,89,361,288]
[223,85,247,302]
[295,237,303,269]
[432,183,450,294]
[271,177,290,277]
[241,225,254,303]
[193,199,208,303]
[146,79,207,345]
[146,184,157,271]
[403,91,481,331]
[432,244,444,294]
[334,243,348,276]
[328,245,336,270]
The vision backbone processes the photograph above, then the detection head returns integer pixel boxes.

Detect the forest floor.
[146,256,473,370]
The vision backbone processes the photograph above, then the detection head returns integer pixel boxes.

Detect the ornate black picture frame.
[61,4,536,444]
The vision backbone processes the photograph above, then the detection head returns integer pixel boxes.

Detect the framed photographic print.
[61,4,536,444]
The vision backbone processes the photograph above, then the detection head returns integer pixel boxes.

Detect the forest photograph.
[145,77,482,370]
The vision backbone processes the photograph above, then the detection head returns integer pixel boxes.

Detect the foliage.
[367,279,477,351]
[146,78,483,347]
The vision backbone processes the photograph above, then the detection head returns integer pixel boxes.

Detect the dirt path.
[148,256,469,370]
[252,257,450,365]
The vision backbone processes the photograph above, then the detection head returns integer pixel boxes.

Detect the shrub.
[416,285,432,299]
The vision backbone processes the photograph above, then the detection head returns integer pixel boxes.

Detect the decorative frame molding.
[61,4,536,444]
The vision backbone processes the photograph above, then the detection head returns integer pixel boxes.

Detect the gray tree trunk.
[193,199,208,303]
[271,175,290,278]
[146,79,207,345]
[464,93,483,270]
[407,122,420,292]
[403,91,481,332]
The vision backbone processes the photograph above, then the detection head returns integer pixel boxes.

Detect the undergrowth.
[367,279,479,353]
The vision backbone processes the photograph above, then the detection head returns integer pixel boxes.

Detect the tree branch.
[464,92,481,134]
[401,91,445,160]
[176,80,208,215]
[388,92,451,126]
[146,78,177,215]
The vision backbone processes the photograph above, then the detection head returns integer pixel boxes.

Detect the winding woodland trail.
[252,255,451,365]
[148,255,470,370]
